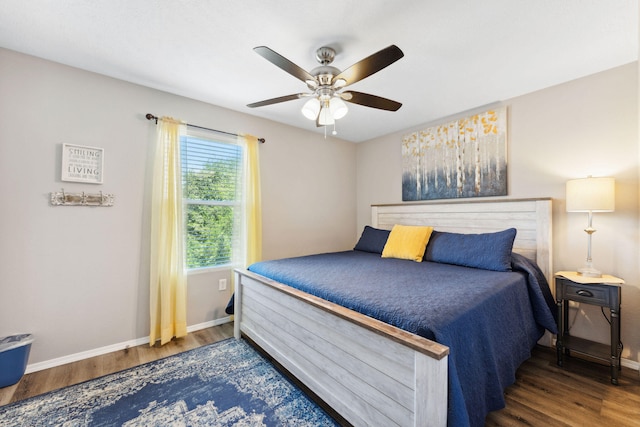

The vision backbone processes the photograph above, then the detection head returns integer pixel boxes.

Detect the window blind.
[181,135,243,269]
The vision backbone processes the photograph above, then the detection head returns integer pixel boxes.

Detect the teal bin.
[0,334,34,388]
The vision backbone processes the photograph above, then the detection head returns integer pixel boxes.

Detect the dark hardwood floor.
[1,323,639,426]
[485,346,640,426]
[0,323,234,407]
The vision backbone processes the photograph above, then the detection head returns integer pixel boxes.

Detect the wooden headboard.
[372,198,553,283]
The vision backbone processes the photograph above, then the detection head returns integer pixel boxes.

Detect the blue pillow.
[354,226,390,254]
[424,228,517,271]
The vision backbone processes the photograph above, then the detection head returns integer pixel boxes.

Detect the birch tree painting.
[402,107,507,201]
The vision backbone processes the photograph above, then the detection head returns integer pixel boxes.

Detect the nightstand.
[555,271,624,385]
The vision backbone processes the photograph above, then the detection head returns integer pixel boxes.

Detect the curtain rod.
[145,114,265,144]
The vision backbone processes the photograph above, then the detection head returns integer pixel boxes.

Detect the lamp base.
[577,266,602,278]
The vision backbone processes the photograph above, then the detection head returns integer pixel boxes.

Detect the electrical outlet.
[218,279,227,291]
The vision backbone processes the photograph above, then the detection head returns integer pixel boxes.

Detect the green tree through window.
[181,135,242,269]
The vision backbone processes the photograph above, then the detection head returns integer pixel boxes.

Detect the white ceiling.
[0,0,637,142]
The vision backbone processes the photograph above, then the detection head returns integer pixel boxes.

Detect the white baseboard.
[185,317,232,334]
[24,318,640,376]
[622,358,640,371]
[25,317,233,374]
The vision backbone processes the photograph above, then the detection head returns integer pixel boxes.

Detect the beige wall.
[356,62,640,365]
[2,45,637,370]
[0,48,357,365]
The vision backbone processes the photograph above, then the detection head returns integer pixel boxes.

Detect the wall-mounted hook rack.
[50,189,114,207]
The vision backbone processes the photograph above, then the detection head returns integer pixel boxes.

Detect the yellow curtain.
[241,134,263,267]
[149,117,187,346]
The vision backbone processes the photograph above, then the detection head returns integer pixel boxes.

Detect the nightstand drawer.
[562,283,609,305]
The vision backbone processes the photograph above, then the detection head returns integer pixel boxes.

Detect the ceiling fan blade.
[253,46,315,84]
[333,45,404,87]
[247,93,305,108]
[342,91,402,111]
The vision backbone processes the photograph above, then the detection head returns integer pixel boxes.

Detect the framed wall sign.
[61,144,104,184]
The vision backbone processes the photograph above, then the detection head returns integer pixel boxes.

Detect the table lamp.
[565,176,615,278]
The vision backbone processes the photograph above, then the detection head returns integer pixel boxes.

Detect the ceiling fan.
[247,45,404,131]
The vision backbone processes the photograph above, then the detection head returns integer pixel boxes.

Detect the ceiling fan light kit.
[301,98,320,120]
[329,97,348,119]
[318,105,335,126]
[248,44,404,135]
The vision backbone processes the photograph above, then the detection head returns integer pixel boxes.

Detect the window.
[181,133,243,270]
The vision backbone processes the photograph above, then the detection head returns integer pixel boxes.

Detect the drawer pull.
[576,289,593,297]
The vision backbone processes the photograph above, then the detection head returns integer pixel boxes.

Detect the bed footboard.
[234,269,449,427]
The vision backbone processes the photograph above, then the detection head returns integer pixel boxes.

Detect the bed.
[234,198,556,427]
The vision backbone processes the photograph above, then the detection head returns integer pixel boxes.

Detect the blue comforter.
[248,251,557,427]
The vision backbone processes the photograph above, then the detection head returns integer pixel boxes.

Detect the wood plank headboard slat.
[371,198,553,284]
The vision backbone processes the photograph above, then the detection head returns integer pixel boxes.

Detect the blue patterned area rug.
[0,338,339,426]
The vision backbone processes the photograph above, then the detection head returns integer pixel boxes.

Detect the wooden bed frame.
[234,198,552,427]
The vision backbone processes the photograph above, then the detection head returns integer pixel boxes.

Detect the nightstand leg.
[562,299,571,357]
[610,307,620,385]
[556,299,564,366]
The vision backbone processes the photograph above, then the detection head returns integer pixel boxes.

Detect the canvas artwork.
[402,107,507,201]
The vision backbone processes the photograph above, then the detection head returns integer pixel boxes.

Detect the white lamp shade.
[566,177,615,212]
[301,98,320,120]
[318,106,335,125]
[329,97,348,119]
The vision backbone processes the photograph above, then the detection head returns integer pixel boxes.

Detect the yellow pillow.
[381,224,434,262]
